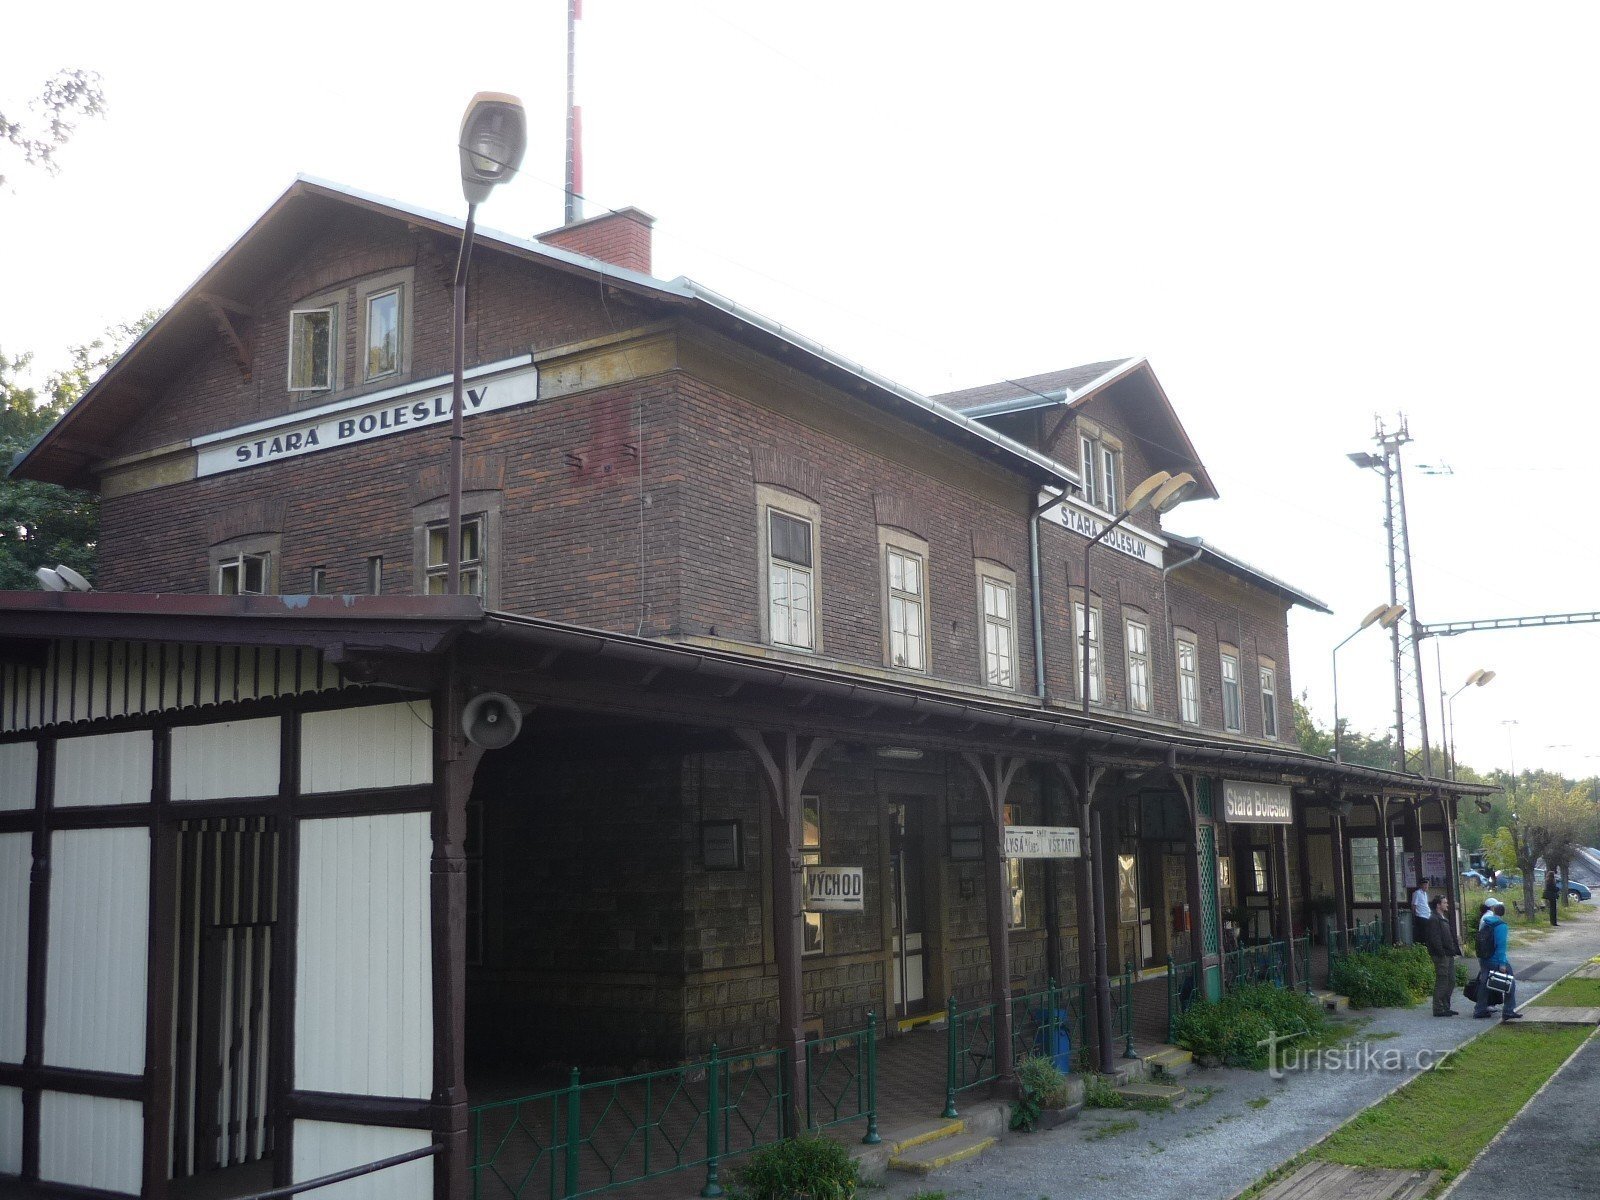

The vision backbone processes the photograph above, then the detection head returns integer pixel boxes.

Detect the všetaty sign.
[1222,780,1294,825]
[1004,826,1081,859]
[804,866,865,912]
[193,359,539,477]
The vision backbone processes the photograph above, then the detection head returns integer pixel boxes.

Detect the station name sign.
[1004,826,1081,859]
[194,361,539,477]
[1040,492,1166,568]
[1222,780,1294,825]
[804,866,865,912]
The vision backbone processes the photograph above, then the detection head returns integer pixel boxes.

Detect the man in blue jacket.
[1473,897,1521,1021]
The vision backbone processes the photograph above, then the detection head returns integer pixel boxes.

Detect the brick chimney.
[535,207,655,275]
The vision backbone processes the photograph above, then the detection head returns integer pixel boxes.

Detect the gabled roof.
[932,358,1220,502]
[1165,533,1332,613]
[13,177,1080,495]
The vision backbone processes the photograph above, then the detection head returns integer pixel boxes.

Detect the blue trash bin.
[1031,1008,1072,1074]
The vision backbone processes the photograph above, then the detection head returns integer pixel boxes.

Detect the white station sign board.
[1222,780,1294,825]
[194,359,539,477]
[1039,491,1167,568]
[804,866,865,912]
[1004,826,1082,859]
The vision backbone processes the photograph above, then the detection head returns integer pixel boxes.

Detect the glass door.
[889,802,929,1016]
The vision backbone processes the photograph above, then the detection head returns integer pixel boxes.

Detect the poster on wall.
[1421,851,1449,888]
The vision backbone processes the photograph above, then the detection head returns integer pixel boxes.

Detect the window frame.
[1003,802,1027,929]
[287,303,338,393]
[1175,629,1200,725]
[209,534,282,597]
[756,486,822,654]
[802,795,825,956]
[355,267,415,386]
[1259,659,1278,739]
[363,286,403,382]
[366,555,384,596]
[425,514,486,598]
[1125,613,1151,714]
[412,491,501,607]
[975,562,1018,691]
[1220,644,1243,732]
[1077,423,1124,514]
[1073,598,1104,705]
[879,528,930,673]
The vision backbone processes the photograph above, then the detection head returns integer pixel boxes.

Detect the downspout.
[1031,489,1069,698]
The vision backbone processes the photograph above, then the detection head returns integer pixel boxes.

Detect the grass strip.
[1310,1025,1591,1177]
[1529,977,1600,1007]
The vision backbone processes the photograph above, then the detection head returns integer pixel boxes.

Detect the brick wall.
[537,208,654,275]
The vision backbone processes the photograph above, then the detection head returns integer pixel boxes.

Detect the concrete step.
[881,1117,966,1154]
[1144,1046,1194,1080]
[1312,989,1350,1014]
[1113,1080,1188,1110]
[887,1131,998,1175]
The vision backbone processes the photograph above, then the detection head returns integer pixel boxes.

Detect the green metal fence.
[1292,935,1313,994]
[469,1017,889,1200]
[1223,940,1286,992]
[1167,957,1201,1042]
[1327,915,1387,976]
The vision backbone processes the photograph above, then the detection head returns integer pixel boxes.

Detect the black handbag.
[1464,978,1480,1002]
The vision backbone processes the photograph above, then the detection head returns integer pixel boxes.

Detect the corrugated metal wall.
[0,742,35,810]
[295,813,432,1099]
[170,717,282,801]
[44,827,150,1074]
[0,1085,21,1176]
[38,1092,142,1195]
[0,833,29,1064]
[1,641,343,733]
[55,730,153,807]
[292,1120,431,1200]
[300,702,433,793]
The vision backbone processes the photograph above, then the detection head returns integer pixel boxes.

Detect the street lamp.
[1080,471,1197,716]
[1445,669,1494,780]
[1331,603,1405,761]
[446,92,528,595]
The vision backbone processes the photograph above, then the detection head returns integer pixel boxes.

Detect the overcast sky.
[4,1,1597,781]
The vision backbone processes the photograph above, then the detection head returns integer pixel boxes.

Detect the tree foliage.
[0,69,106,188]
[0,316,156,590]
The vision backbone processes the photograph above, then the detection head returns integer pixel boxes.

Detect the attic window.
[289,306,335,391]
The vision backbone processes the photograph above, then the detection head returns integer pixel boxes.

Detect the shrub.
[733,1135,859,1200]
[1011,1053,1072,1130]
[1330,945,1435,1008]
[1173,983,1326,1069]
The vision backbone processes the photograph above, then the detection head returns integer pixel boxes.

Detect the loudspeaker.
[461,692,522,749]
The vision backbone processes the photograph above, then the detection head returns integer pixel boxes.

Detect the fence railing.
[1166,957,1201,1042]
[1292,935,1313,994]
[1223,940,1286,993]
[239,1145,441,1199]
[1327,915,1387,975]
[804,1015,880,1144]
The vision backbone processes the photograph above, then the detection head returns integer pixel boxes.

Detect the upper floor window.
[768,510,815,651]
[426,516,485,596]
[1079,432,1121,512]
[885,545,926,671]
[288,306,336,392]
[1259,660,1278,739]
[1220,644,1243,732]
[365,287,402,380]
[979,571,1017,689]
[1176,631,1199,724]
[1074,601,1103,703]
[1125,616,1150,713]
[218,551,271,595]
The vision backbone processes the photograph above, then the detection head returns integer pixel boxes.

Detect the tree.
[0,69,106,188]
[0,315,156,590]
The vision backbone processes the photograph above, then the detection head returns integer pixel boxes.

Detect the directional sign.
[1004,826,1081,859]
[804,866,865,912]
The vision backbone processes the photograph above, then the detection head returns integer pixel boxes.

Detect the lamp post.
[1444,669,1494,780]
[447,92,527,595]
[1331,603,1405,761]
[1080,471,1197,715]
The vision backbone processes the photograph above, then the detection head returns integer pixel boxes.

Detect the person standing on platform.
[1424,895,1461,1016]
[1411,877,1432,944]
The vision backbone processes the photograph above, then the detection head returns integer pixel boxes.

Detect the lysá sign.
[804,866,865,912]
[1004,826,1081,858]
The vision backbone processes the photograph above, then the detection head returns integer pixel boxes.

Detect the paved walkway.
[873,911,1600,1200]
[1446,1029,1600,1200]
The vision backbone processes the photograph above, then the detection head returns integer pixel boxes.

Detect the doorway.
[888,801,931,1017]
[168,816,280,1196]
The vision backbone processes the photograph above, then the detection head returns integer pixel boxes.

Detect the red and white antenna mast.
[564,0,584,224]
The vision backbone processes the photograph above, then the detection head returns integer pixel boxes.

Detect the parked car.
[1460,869,1492,888]
[1491,871,1521,890]
[1565,880,1592,901]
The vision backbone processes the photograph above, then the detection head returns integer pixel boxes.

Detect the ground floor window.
[802,795,824,954]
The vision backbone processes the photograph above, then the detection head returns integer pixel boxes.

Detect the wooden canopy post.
[1078,763,1114,1075]
[1275,824,1299,990]
[1374,796,1398,945]
[1330,798,1350,949]
[738,730,832,1136]
[1170,772,1207,983]
[1440,793,1461,931]
[1050,763,1100,1065]
[1038,764,1064,991]
[959,751,1028,1091]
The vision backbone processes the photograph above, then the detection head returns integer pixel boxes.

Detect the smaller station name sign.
[1004,826,1081,859]
[1222,780,1294,825]
[804,866,865,912]
[194,360,539,477]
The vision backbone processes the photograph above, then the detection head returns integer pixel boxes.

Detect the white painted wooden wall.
[293,1120,430,1200]
[55,730,153,807]
[0,742,35,810]
[295,812,432,1098]
[0,1085,21,1176]
[0,833,30,1064]
[170,716,282,801]
[44,827,149,1074]
[38,1092,142,1195]
[300,702,433,793]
